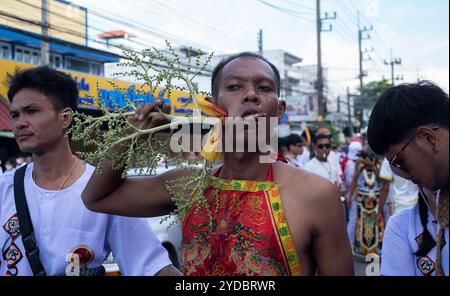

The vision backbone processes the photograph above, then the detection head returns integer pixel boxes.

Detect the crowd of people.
[0,52,448,276]
[279,128,387,258]
[0,155,29,175]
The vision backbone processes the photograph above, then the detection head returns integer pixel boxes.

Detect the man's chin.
[17,144,34,154]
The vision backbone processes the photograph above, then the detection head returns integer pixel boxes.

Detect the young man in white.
[0,66,178,276]
[304,134,341,189]
[368,81,448,276]
[285,133,304,169]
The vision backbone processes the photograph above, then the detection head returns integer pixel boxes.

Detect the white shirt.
[0,163,171,276]
[286,154,304,169]
[380,158,418,213]
[304,157,340,184]
[344,159,357,191]
[328,150,343,180]
[381,203,449,276]
[299,148,311,168]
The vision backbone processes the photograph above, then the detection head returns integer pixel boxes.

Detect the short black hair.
[367,81,449,155]
[314,133,331,144]
[285,133,302,147]
[7,66,78,112]
[278,136,287,150]
[211,52,281,98]
[357,149,379,160]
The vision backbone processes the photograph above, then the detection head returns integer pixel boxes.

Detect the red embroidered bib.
[180,165,301,276]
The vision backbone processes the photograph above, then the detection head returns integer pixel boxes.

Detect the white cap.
[348,141,363,160]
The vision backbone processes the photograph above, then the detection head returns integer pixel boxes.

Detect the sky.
[70,0,449,110]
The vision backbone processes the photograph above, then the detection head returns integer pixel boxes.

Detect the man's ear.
[60,107,73,129]
[277,100,286,124]
[416,126,440,152]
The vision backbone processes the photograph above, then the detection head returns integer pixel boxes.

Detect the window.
[15,46,41,64]
[50,53,62,68]
[66,57,90,73]
[90,62,103,76]
[66,56,103,75]
[31,51,40,64]
[0,42,11,59]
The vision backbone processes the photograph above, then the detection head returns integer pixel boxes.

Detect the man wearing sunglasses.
[367,81,448,276]
[304,134,341,189]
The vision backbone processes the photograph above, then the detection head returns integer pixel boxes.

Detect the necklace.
[32,156,79,190]
[363,168,376,185]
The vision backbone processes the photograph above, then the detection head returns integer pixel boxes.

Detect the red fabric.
[181,165,293,276]
[349,137,362,143]
[277,152,288,163]
[341,156,349,176]
[0,99,12,131]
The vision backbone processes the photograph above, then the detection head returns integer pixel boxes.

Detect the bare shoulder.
[273,162,339,206]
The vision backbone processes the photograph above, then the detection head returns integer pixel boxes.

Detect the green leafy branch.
[71,42,218,226]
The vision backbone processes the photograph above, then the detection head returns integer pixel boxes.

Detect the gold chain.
[32,156,79,190]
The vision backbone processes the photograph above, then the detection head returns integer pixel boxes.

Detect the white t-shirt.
[299,148,311,168]
[286,154,304,169]
[328,150,343,179]
[344,159,357,191]
[381,203,449,276]
[304,157,340,184]
[380,158,418,213]
[0,163,171,276]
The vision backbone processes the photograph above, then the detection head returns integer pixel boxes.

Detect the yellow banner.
[0,59,201,115]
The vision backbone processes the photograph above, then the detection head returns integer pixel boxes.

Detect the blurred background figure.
[298,129,313,168]
[285,133,304,168]
[377,157,419,226]
[278,136,288,156]
[304,133,341,189]
[343,141,363,223]
[347,150,384,258]
[333,144,346,164]
[315,128,344,190]
[4,158,16,172]
[15,154,26,168]
[182,151,201,164]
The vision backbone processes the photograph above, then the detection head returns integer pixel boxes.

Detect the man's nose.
[13,115,27,130]
[242,87,260,104]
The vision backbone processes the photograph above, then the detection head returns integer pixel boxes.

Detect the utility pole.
[41,0,50,65]
[257,29,263,56]
[316,0,336,117]
[337,95,341,113]
[384,49,402,86]
[357,12,373,92]
[346,87,354,137]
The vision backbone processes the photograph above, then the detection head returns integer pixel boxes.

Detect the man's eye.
[28,109,38,114]
[258,85,273,91]
[10,113,18,119]
[227,85,241,90]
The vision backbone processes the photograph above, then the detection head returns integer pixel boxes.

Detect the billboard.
[0,59,203,117]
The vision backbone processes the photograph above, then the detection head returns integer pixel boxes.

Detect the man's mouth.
[240,109,266,121]
[16,132,33,141]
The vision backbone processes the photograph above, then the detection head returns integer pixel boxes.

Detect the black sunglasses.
[317,144,331,149]
[389,126,440,178]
